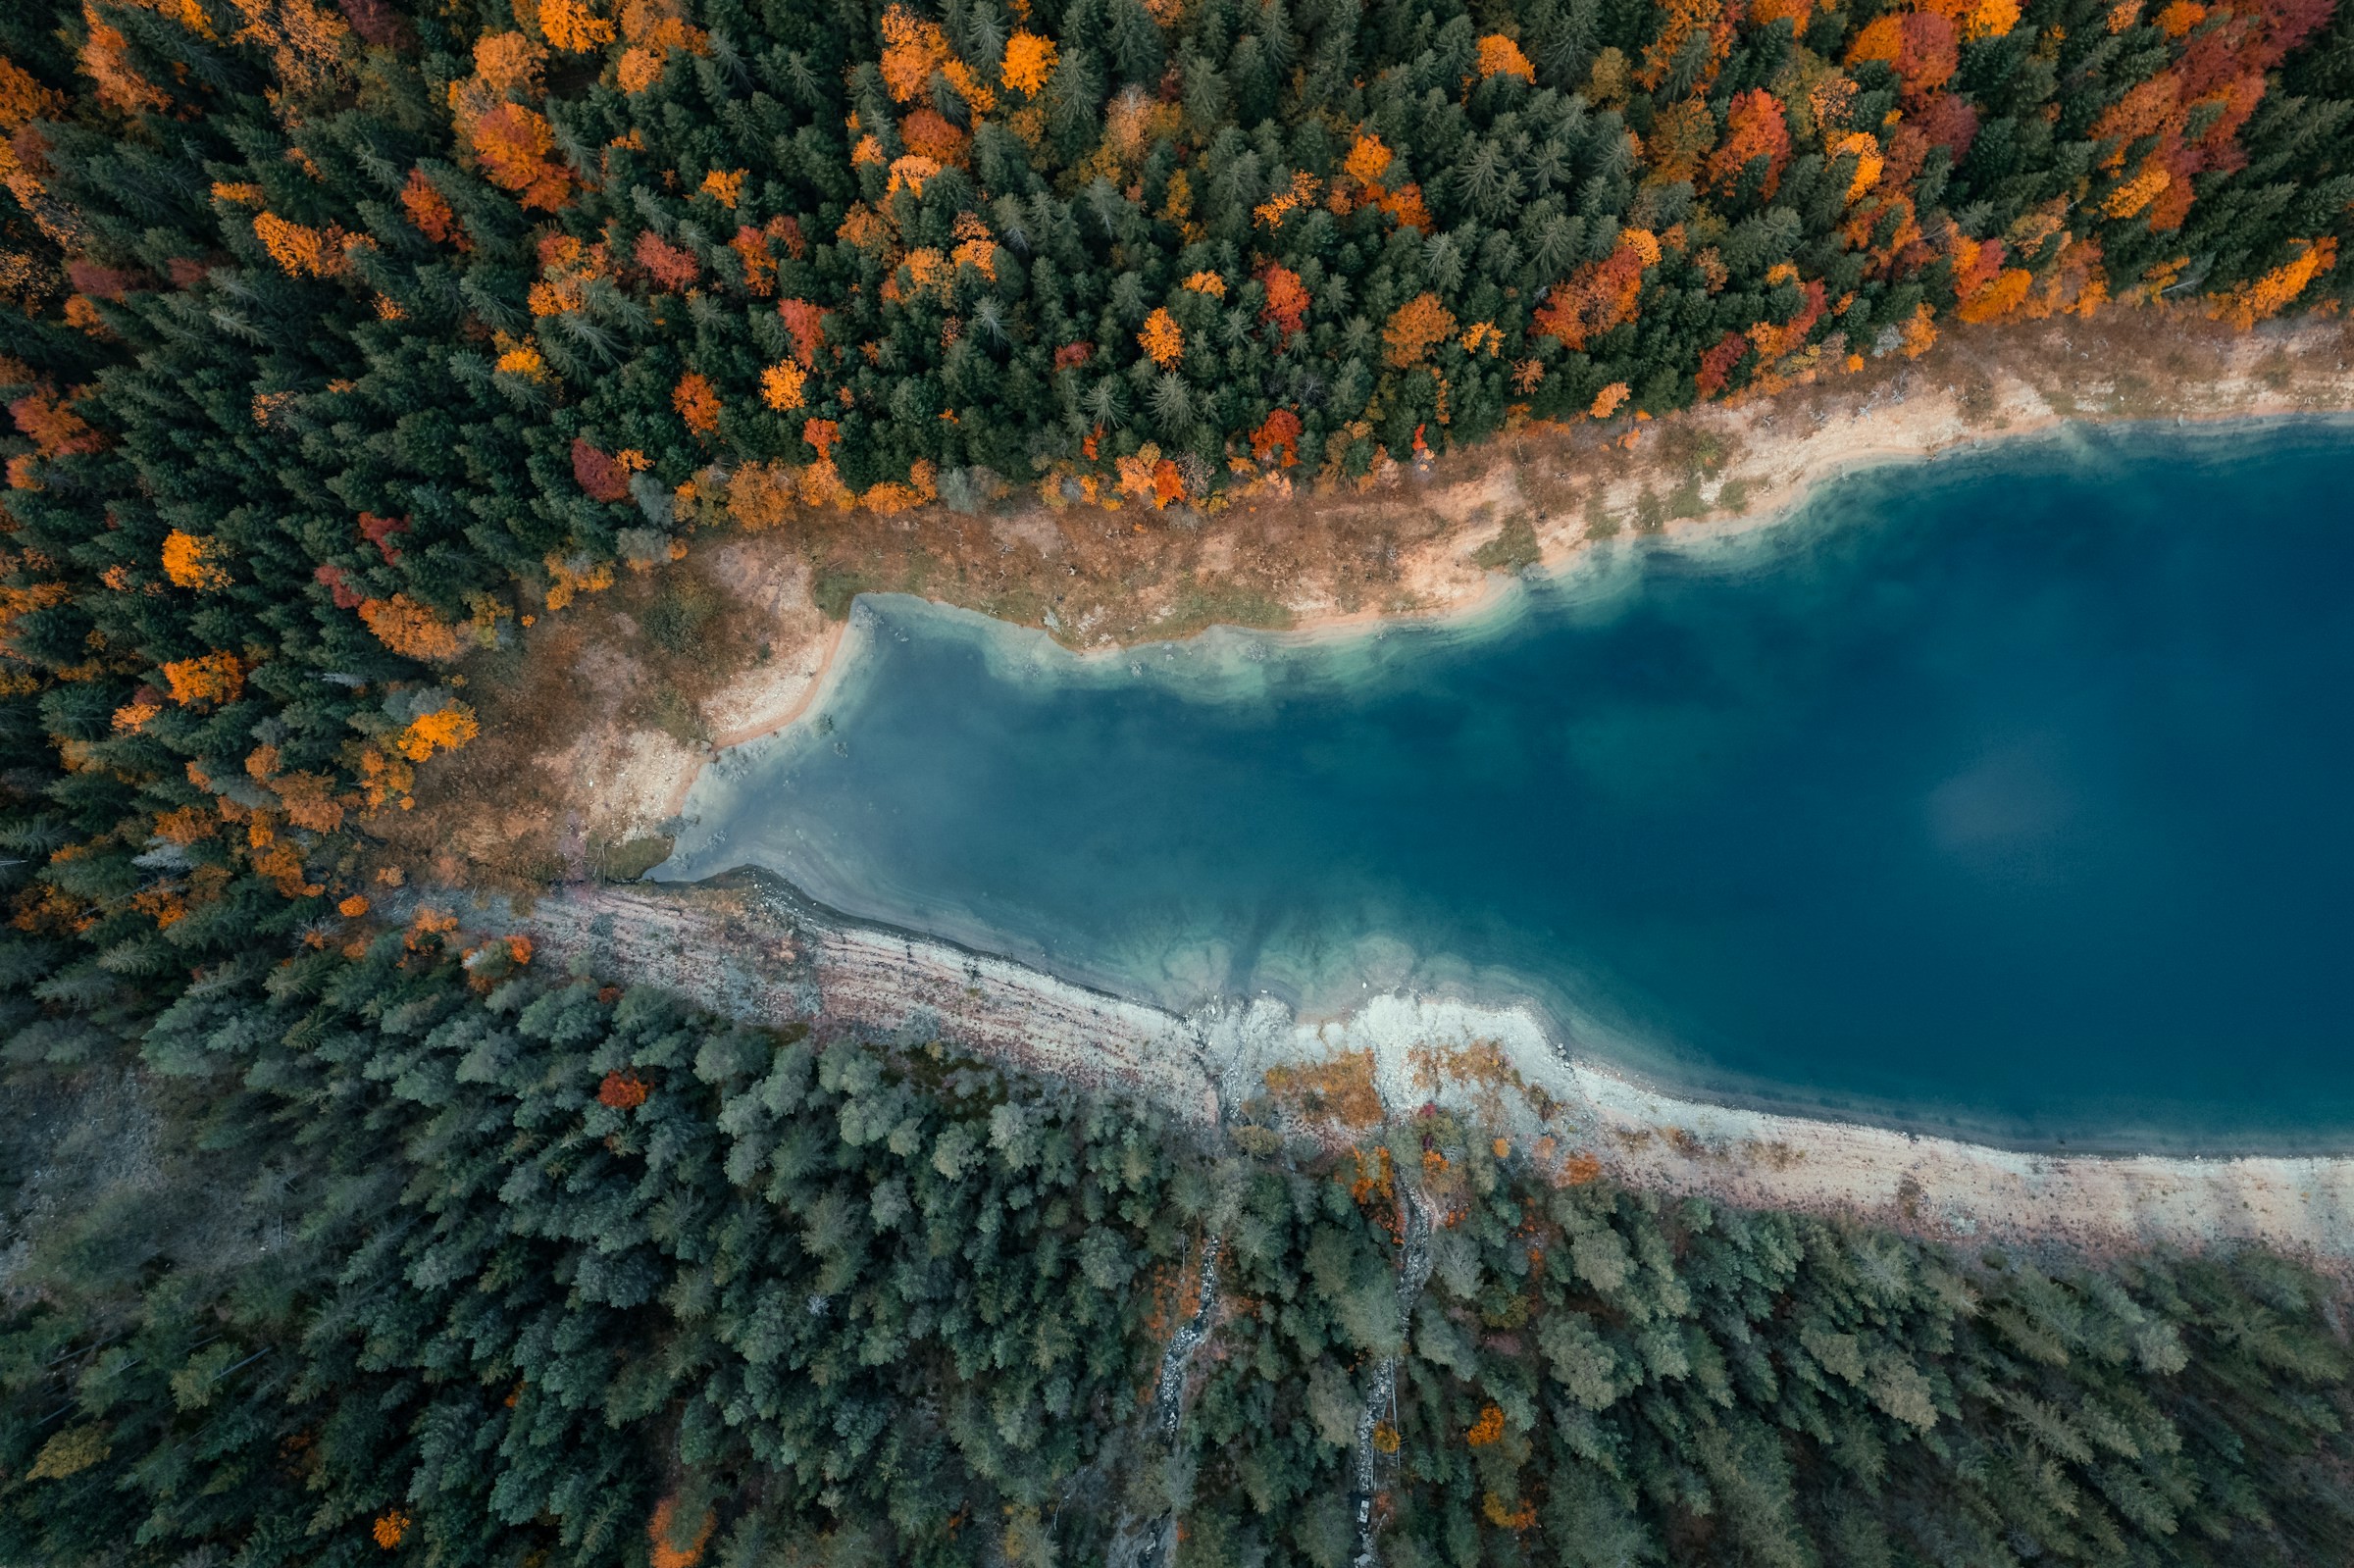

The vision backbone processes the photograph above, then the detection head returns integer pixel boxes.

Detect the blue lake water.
[660,424,2354,1150]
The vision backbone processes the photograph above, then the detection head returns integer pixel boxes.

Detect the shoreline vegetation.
[19,902,2354,1568]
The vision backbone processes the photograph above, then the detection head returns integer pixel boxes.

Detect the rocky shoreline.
[514,871,2354,1262]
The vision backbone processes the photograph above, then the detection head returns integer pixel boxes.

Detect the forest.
[7,936,2354,1568]
[3,0,2354,1560]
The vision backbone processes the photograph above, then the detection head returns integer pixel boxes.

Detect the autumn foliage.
[1533,232,1657,351]
[760,361,806,411]
[0,0,2341,1002]
[571,438,634,501]
[599,1069,650,1108]
[1695,331,1752,398]
[634,229,698,291]
[1000,30,1057,94]
[398,169,464,246]
[777,299,826,366]
[1137,308,1183,368]
[163,651,245,706]
[724,462,796,529]
[1258,264,1309,342]
[0,0,2350,1557]
[79,10,172,116]
[1250,408,1303,466]
[646,1497,714,1568]
[254,212,351,278]
[1474,35,1536,80]
[672,371,721,433]
[533,0,614,50]
[1707,91,1792,197]
[394,703,479,762]
[2208,237,2338,328]
[0,56,65,127]
[10,388,103,461]
[1382,293,1457,366]
[161,531,230,590]
[359,594,463,662]
[462,102,571,211]
[359,513,409,564]
[1847,11,1961,98]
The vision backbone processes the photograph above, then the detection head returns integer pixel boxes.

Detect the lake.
[659,424,2354,1150]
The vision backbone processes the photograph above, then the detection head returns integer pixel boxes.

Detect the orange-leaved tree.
[1258,264,1309,343]
[1000,30,1057,94]
[534,0,614,50]
[1533,232,1657,350]
[1474,35,1535,81]
[359,594,464,662]
[2207,238,2338,329]
[399,169,466,246]
[1707,91,1792,197]
[163,651,245,706]
[1251,408,1303,466]
[673,371,722,433]
[394,703,479,762]
[635,229,698,290]
[760,361,806,410]
[161,531,230,590]
[1382,293,1456,366]
[778,298,827,366]
[464,102,572,211]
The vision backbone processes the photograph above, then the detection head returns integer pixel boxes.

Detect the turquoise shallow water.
[661,424,2354,1150]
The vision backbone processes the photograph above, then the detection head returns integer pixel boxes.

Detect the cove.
[659,423,2354,1151]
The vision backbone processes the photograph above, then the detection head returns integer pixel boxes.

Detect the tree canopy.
[2,1,2353,1561]
[6,934,2354,1567]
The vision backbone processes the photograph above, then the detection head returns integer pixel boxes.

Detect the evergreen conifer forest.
[10,949,2354,1568]
[4,0,2354,1560]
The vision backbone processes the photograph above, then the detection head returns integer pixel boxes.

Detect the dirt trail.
[1108,1233,1228,1568]
[1352,1184,1438,1568]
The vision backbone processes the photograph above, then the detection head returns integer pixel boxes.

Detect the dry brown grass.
[380,547,777,894]
[1263,1051,1387,1131]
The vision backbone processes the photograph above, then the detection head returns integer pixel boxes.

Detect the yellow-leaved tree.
[1137,308,1183,368]
[161,530,230,590]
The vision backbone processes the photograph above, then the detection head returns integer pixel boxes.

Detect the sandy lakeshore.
[601,315,2354,835]
[398,314,2354,879]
